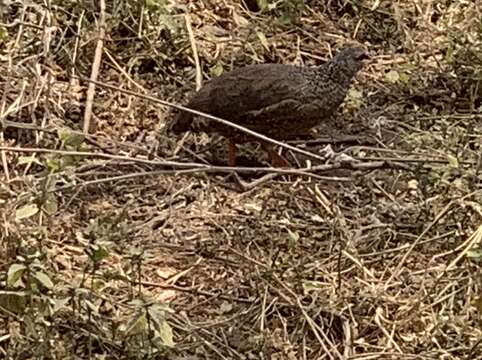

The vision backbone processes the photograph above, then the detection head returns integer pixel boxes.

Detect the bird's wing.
[170,64,309,132]
[202,64,309,120]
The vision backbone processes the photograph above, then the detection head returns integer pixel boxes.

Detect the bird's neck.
[323,61,357,87]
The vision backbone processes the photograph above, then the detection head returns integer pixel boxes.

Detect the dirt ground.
[0,1,481,359]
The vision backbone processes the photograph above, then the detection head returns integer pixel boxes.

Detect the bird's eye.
[356,52,369,60]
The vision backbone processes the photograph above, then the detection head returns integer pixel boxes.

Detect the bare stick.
[75,76,329,163]
[0,145,350,181]
[185,13,202,91]
[82,0,105,133]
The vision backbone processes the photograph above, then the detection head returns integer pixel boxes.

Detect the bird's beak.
[358,52,370,61]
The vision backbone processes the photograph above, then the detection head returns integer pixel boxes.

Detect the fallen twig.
[82,0,105,133]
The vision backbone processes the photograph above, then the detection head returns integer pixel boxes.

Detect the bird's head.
[332,47,369,73]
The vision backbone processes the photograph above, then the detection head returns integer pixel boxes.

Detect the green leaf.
[302,280,322,294]
[447,154,459,168]
[50,297,70,314]
[398,72,410,83]
[277,13,294,25]
[130,299,144,307]
[466,249,482,262]
[7,264,27,287]
[46,158,62,172]
[90,278,107,291]
[445,45,454,63]
[58,129,85,148]
[287,229,300,248]
[256,31,270,51]
[63,155,79,167]
[0,26,8,41]
[148,304,172,325]
[346,88,364,110]
[385,70,400,83]
[33,271,54,289]
[210,62,224,77]
[122,313,148,336]
[88,243,111,263]
[15,204,39,221]
[145,0,159,10]
[42,193,58,215]
[257,0,269,10]
[158,318,174,347]
[407,179,418,190]
[85,299,100,313]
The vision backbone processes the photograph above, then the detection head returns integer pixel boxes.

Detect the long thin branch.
[0,145,350,180]
[75,76,329,163]
[185,13,202,91]
[82,0,105,133]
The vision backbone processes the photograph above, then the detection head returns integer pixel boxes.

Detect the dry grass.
[0,0,481,359]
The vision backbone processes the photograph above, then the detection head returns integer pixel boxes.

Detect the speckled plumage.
[170,47,368,165]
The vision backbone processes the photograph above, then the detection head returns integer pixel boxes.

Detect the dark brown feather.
[170,46,368,144]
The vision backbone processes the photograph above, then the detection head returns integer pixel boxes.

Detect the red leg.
[228,138,237,166]
[261,142,290,167]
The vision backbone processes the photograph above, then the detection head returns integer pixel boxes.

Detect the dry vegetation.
[1,0,481,359]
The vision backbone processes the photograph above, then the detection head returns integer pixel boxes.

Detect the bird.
[170,46,368,167]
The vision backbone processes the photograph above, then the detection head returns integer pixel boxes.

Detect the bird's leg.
[261,141,290,167]
[228,138,237,166]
